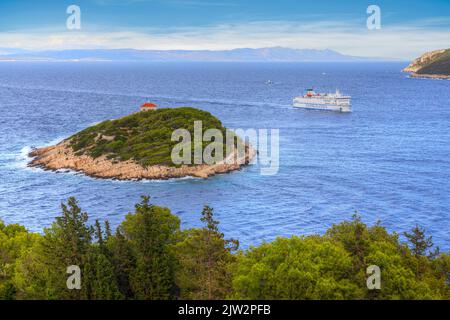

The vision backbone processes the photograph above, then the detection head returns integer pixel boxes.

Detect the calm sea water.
[0,61,449,249]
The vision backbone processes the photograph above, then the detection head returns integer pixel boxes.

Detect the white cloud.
[0,20,449,59]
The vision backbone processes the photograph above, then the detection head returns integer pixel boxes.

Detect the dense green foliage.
[118,196,180,299]
[173,206,239,299]
[69,107,239,167]
[0,199,449,300]
[233,217,449,299]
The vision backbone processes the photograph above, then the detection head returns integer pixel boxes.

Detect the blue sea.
[0,61,449,250]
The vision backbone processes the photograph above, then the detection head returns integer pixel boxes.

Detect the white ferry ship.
[293,89,351,112]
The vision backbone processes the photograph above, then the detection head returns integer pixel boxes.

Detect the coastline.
[408,73,450,80]
[28,140,256,180]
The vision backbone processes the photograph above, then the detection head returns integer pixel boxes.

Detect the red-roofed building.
[140,102,157,111]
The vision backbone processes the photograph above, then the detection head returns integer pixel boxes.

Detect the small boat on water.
[293,88,351,112]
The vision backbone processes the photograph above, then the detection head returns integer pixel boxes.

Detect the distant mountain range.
[0,47,388,62]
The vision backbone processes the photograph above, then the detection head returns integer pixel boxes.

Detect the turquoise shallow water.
[0,61,449,249]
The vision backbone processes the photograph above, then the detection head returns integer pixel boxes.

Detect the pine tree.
[94,220,104,246]
[108,228,135,298]
[405,225,434,257]
[104,220,112,240]
[121,196,180,299]
[82,247,123,300]
[37,197,94,299]
[201,206,220,233]
[174,205,238,299]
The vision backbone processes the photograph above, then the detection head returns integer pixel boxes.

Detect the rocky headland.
[403,49,450,79]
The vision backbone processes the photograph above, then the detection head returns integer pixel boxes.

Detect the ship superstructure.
[293,89,351,112]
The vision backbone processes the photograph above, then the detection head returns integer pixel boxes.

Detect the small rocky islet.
[28,106,255,180]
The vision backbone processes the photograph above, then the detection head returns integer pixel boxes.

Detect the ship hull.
[293,97,351,112]
[293,102,351,112]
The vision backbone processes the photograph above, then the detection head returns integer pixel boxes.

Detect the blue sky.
[0,0,449,58]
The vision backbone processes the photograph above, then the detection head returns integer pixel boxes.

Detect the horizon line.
[0,46,404,61]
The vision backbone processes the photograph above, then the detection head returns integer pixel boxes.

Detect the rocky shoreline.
[408,73,450,80]
[28,140,256,180]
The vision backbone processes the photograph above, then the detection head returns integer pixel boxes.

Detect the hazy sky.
[0,0,449,58]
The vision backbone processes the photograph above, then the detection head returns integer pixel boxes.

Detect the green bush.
[1,200,449,300]
[69,107,240,167]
